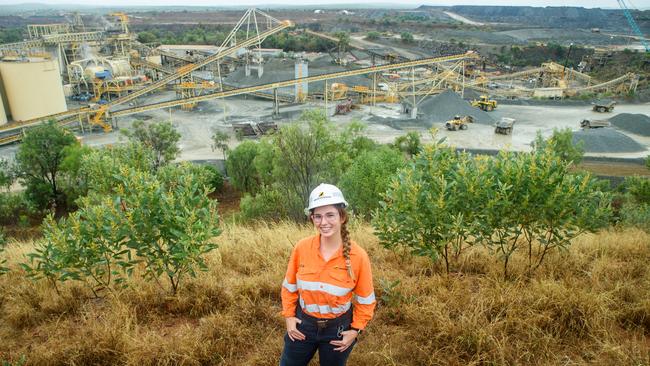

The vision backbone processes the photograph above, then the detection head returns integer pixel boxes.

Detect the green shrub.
[374,142,610,277]
[226,140,260,194]
[122,120,181,171]
[15,120,78,210]
[533,128,584,164]
[0,192,37,226]
[24,164,221,295]
[239,188,292,222]
[619,202,650,232]
[201,164,224,193]
[623,176,650,204]
[340,146,405,218]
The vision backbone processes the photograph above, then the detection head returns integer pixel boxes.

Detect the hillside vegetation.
[0,114,649,365]
[0,224,649,365]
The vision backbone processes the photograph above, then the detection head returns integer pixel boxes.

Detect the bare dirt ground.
[1,98,647,168]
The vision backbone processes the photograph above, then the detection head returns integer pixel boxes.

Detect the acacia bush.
[374,142,611,278]
[479,150,610,277]
[373,141,492,273]
[23,152,221,295]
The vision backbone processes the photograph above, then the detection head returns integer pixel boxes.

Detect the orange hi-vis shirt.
[281,234,376,330]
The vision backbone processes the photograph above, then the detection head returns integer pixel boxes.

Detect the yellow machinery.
[445,115,473,131]
[353,86,398,104]
[471,95,497,111]
[329,83,348,100]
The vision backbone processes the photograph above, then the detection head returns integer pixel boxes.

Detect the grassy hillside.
[0,223,649,365]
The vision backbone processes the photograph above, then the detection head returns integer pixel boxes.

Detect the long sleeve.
[351,250,376,330]
[281,245,300,317]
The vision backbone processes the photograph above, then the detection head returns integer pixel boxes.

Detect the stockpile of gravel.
[609,113,650,137]
[571,128,646,153]
[418,90,495,124]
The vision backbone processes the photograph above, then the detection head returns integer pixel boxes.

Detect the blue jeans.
[280,307,356,366]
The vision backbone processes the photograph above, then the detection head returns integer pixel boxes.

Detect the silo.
[0,58,67,122]
[0,89,7,125]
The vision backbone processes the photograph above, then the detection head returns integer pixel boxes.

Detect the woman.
[280,183,376,366]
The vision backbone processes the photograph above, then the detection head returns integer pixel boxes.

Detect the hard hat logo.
[305,183,348,215]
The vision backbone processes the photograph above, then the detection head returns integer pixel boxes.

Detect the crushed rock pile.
[571,128,646,153]
[609,113,650,137]
[417,90,495,124]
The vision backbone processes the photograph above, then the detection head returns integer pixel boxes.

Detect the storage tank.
[0,58,67,122]
[0,88,7,125]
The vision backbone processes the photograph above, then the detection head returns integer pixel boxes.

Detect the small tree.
[334,31,350,54]
[15,120,77,210]
[533,128,584,165]
[340,146,405,218]
[123,120,181,170]
[24,164,220,295]
[119,165,220,294]
[226,140,261,194]
[373,142,490,273]
[0,158,14,191]
[478,150,610,278]
[79,142,156,198]
[393,131,422,158]
[365,31,380,40]
[401,32,414,44]
[211,129,230,160]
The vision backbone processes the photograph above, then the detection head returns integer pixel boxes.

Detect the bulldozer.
[445,115,473,131]
[471,95,497,112]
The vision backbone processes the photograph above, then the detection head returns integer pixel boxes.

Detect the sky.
[0,0,649,8]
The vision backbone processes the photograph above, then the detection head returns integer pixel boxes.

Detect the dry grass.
[1,222,649,365]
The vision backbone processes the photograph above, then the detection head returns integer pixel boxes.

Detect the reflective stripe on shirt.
[283,279,298,293]
[300,297,352,315]
[297,279,352,297]
[356,292,376,305]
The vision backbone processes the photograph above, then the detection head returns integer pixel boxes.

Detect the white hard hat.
[305,183,348,215]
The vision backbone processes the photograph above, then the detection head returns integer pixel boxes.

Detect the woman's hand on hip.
[285,317,306,341]
[330,329,358,352]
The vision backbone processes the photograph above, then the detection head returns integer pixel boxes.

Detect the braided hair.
[337,204,355,281]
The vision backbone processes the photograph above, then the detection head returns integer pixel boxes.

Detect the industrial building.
[0,8,640,146]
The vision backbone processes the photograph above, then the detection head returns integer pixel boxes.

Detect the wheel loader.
[445,115,473,131]
[471,95,497,111]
